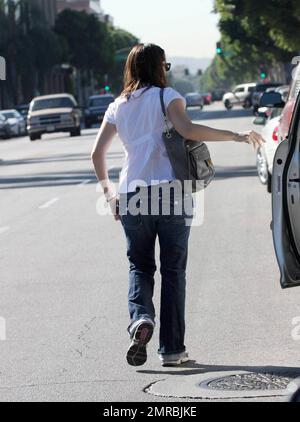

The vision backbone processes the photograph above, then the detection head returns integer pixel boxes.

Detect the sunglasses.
[165,62,171,72]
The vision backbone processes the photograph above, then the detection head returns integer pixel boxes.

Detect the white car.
[254,106,283,192]
[223,83,256,110]
[0,110,26,136]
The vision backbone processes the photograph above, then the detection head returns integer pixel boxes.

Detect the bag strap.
[160,88,171,138]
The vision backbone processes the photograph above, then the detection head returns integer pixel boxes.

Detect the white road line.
[39,198,59,210]
[0,226,10,234]
[78,179,91,187]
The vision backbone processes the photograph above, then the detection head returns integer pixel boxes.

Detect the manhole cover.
[208,373,291,391]
[146,371,298,400]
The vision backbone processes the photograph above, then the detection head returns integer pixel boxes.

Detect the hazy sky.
[101,0,220,58]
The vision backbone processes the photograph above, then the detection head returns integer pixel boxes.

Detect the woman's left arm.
[91,121,117,201]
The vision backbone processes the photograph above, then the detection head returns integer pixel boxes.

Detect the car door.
[233,87,245,104]
[272,90,300,288]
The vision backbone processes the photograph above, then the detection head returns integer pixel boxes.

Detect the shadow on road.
[187,107,253,122]
[0,152,125,167]
[0,166,257,189]
[0,167,122,189]
[138,362,300,378]
[214,165,257,180]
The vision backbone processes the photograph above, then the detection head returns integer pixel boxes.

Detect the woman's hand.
[234,131,266,150]
[108,197,121,221]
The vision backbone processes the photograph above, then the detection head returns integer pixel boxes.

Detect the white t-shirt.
[104,86,186,193]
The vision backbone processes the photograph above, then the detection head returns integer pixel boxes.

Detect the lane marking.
[78,179,92,187]
[0,226,10,234]
[39,198,59,210]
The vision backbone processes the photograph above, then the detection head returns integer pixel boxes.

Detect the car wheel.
[243,99,252,109]
[70,127,81,137]
[256,147,269,186]
[224,100,233,110]
[29,134,41,141]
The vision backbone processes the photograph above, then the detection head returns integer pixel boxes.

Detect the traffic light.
[260,72,267,80]
[184,68,190,76]
[197,69,203,76]
[104,85,110,92]
[216,42,223,55]
[260,67,268,80]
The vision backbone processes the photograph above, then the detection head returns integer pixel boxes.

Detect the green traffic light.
[260,73,267,79]
[217,48,222,55]
[105,85,110,91]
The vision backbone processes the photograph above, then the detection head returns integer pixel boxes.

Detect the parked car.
[84,94,115,128]
[254,86,289,193]
[223,83,256,109]
[201,92,212,105]
[268,87,300,289]
[27,94,82,141]
[0,109,26,136]
[252,82,284,114]
[185,93,204,110]
[211,89,226,101]
[254,112,281,192]
[0,113,11,139]
[15,104,30,126]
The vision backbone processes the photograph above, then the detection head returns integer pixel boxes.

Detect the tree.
[109,27,139,93]
[202,0,299,91]
[55,10,114,76]
[0,0,62,105]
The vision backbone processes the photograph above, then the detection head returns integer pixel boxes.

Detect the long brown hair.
[121,43,168,98]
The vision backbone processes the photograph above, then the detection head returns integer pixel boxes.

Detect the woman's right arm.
[168,99,265,149]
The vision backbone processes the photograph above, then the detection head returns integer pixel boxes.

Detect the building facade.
[57,0,113,23]
[32,0,58,27]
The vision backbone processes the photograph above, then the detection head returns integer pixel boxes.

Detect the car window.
[248,87,255,93]
[2,112,15,119]
[234,87,245,93]
[32,97,75,111]
[89,97,114,107]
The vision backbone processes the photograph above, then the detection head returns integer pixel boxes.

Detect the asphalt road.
[1,102,300,402]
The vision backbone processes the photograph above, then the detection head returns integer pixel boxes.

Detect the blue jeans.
[119,184,192,355]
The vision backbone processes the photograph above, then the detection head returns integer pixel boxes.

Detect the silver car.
[0,109,26,137]
[185,93,204,110]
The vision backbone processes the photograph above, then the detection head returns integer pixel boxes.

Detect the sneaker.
[126,319,155,367]
[159,351,190,367]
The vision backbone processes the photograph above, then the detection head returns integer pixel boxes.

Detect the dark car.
[15,104,29,126]
[252,83,283,114]
[211,89,226,102]
[84,95,115,128]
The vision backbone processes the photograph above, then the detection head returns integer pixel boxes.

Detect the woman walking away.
[91,43,264,367]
